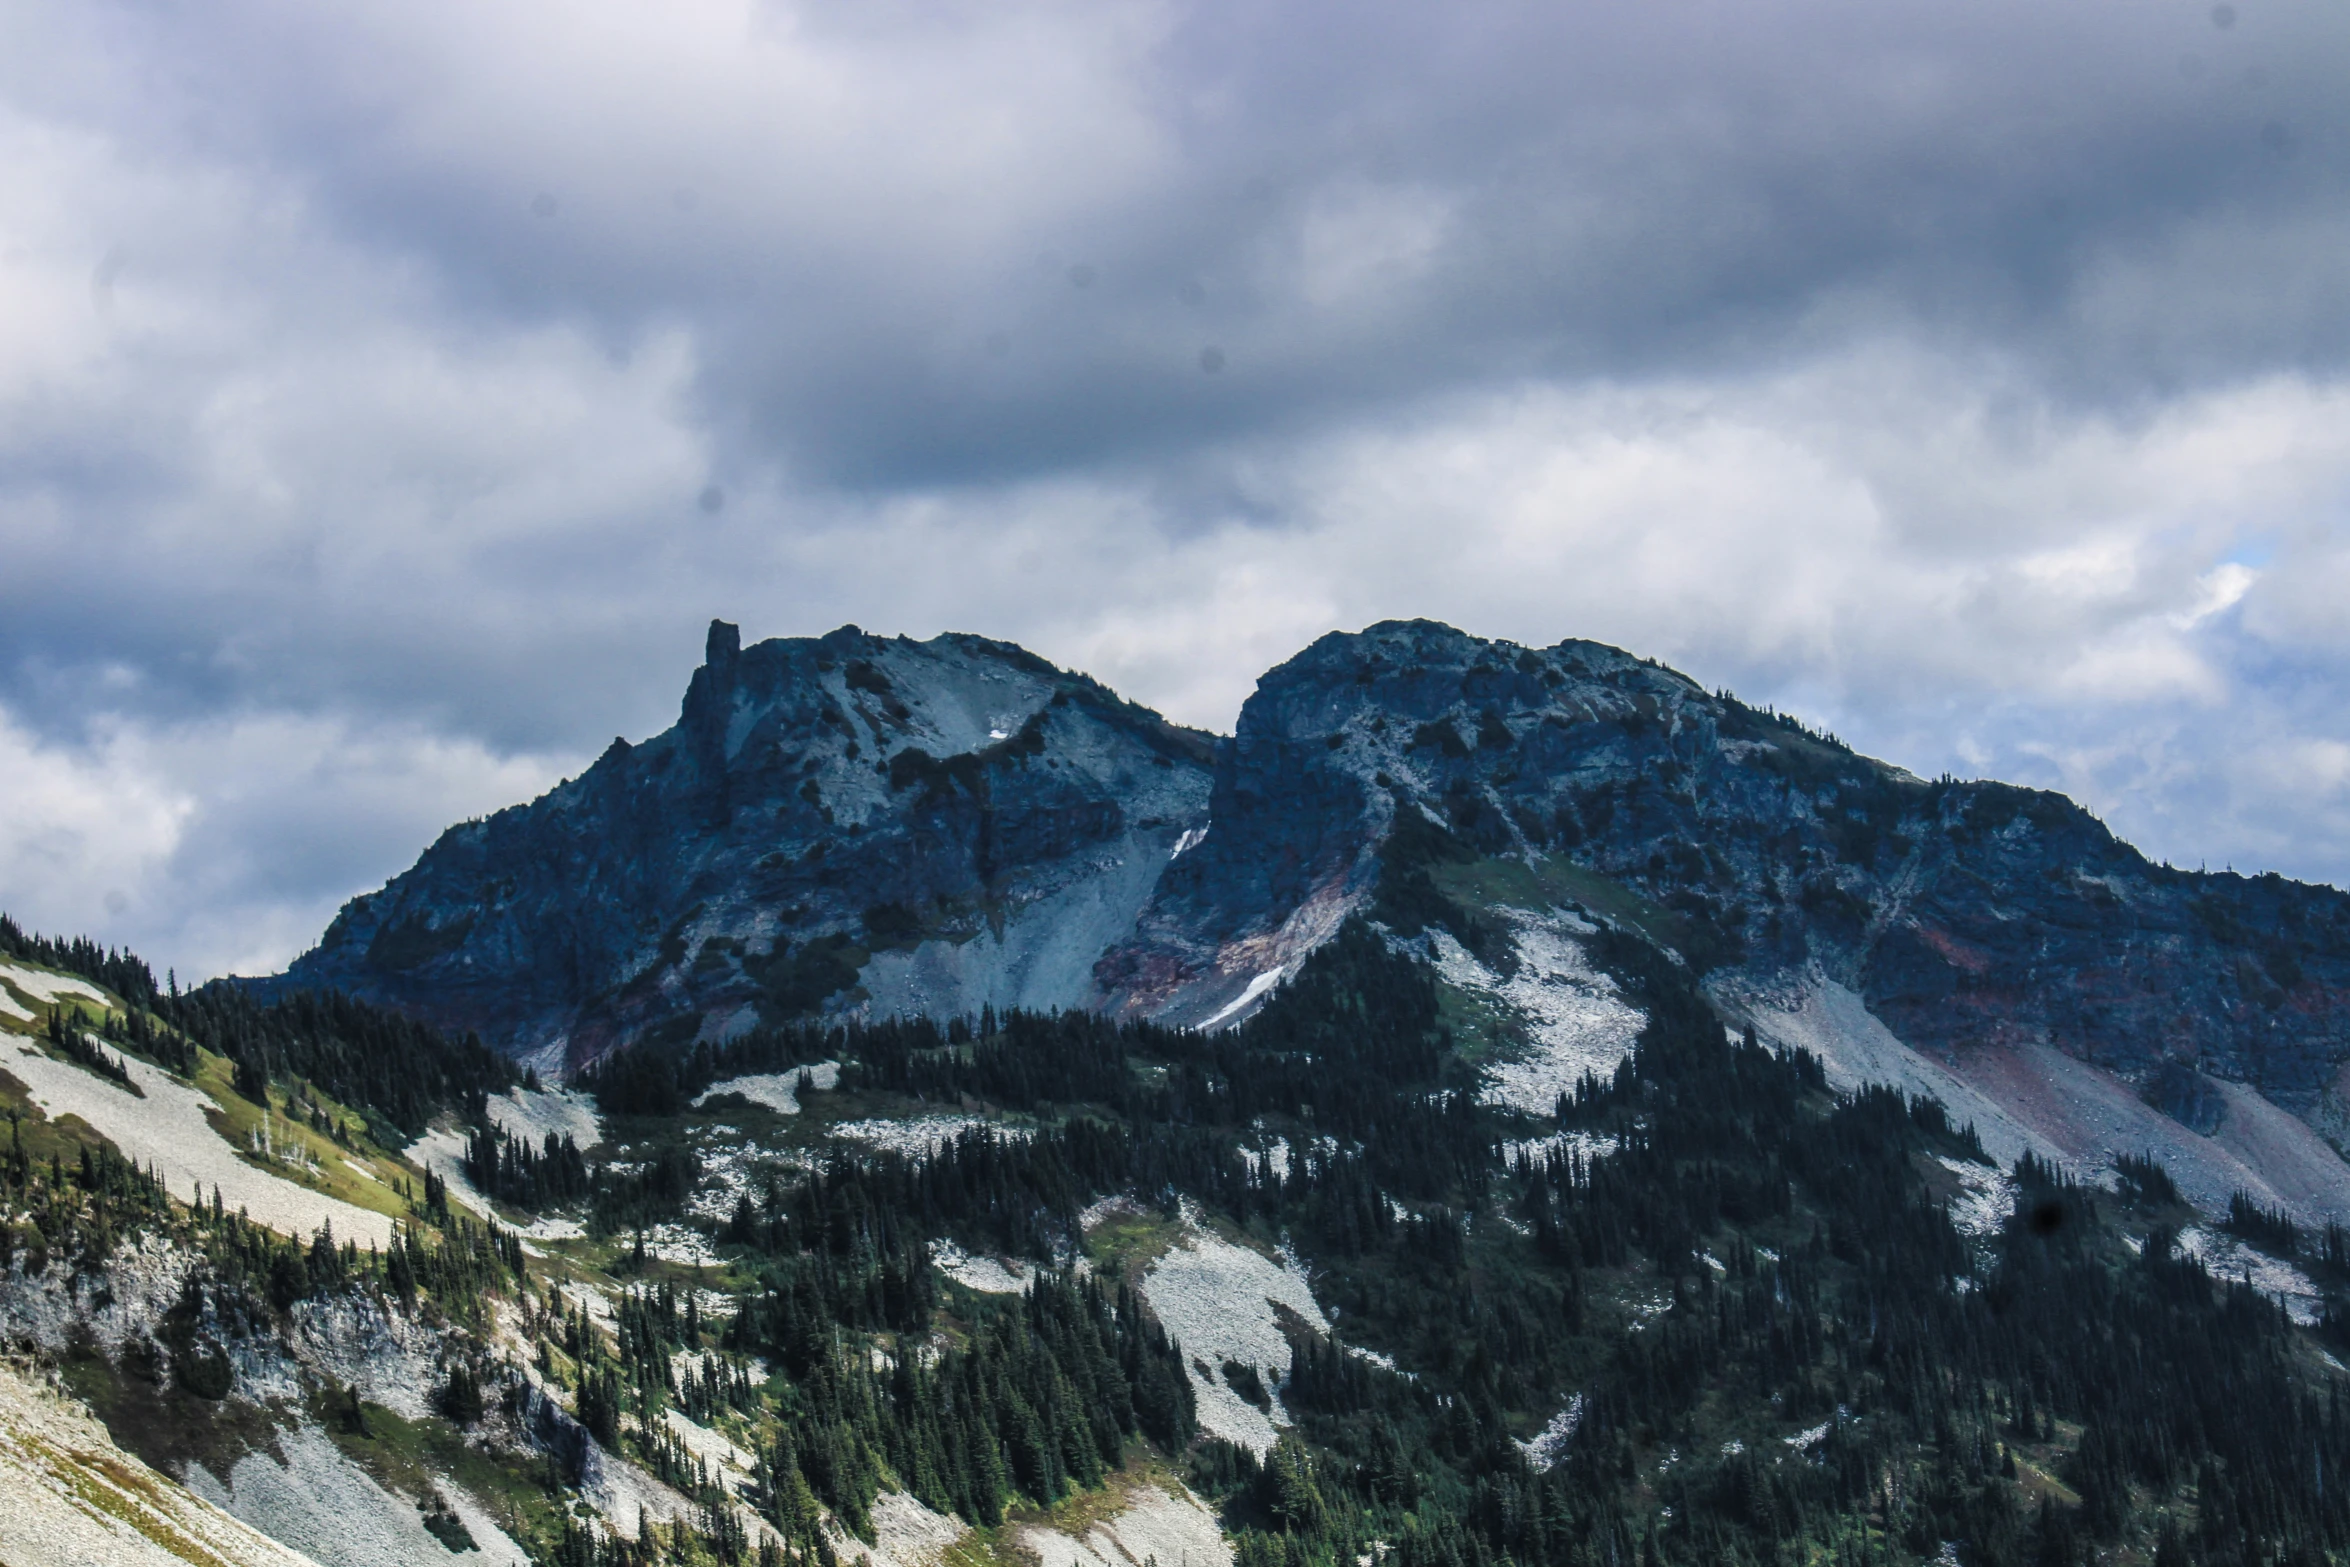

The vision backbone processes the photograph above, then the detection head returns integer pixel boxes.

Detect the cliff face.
[1106,619,2350,1122]
[271,622,1216,1069]
[273,616,2350,1146]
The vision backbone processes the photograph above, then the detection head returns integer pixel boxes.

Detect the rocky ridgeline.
[271,622,1215,1069]
[274,618,2350,1137]
[1118,620,2350,1131]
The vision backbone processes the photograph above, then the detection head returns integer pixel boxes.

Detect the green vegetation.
[18,893,2350,1566]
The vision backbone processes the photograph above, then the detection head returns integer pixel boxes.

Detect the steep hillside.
[1109,620,2350,1076]
[1096,620,2350,1218]
[19,841,2350,1567]
[259,616,2350,1224]
[269,623,1216,1071]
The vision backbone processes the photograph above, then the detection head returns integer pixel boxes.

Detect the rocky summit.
[22,615,2350,1567]
[274,617,2350,1221]
[270,621,1216,1070]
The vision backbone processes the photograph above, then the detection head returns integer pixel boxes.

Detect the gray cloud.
[2,0,2348,976]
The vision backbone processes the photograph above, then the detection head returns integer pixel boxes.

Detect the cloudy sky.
[3,0,2347,981]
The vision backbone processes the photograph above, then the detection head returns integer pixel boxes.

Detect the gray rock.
[264,622,1215,1068]
[265,616,2350,1139]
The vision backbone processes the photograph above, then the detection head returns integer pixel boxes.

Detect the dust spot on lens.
[531,192,560,219]
[1178,280,1206,307]
[2210,3,2235,28]
[699,485,725,514]
[984,331,1011,358]
[671,188,699,213]
[1199,346,1226,374]
[1068,263,1097,289]
[2260,120,2294,154]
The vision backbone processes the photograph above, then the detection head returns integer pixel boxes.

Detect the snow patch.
[1203,969,1286,1031]
[833,1114,1015,1157]
[2175,1226,2325,1325]
[1516,1394,1584,1472]
[1433,915,1645,1118]
[932,1241,1033,1294]
[1137,1210,1328,1456]
[1937,1156,2017,1240]
[694,1062,841,1116]
[7,1043,392,1246]
[0,960,110,1010]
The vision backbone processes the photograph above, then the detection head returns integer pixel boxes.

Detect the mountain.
[270,621,1215,1070]
[277,617,2350,1222]
[19,617,2350,1567]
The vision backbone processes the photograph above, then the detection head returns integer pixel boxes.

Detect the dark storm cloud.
[38,0,2349,491]
[3,0,2349,975]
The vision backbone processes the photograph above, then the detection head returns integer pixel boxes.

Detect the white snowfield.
[1203,968,1288,1031]
[931,1241,1033,1294]
[1937,1156,2017,1241]
[2175,1226,2324,1325]
[1431,914,1646,1118]
[1136,1211,1329,1456]
[0,958,112,1011]
[1018,1480,1236,1567]
[833,1113,1017,1157]
[0,1356,324,1567]
[488,1083,605,1151]
[1506,1130,1621,1168]
[1517,1394,1585,1472]
[693,1062,841,1116]
[5,1043,394,1247]
[402,1120,588,1242]
[187,1425,531,1567]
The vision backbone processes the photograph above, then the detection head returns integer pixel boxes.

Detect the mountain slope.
[266,616,2350,1219]
[1104,618,2350,1216]
[270,622,1216,1070]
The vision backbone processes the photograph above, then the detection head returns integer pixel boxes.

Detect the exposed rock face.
[1108,620,2350,1128]
[269,623,1215,1068]
[270,616,2350,1151]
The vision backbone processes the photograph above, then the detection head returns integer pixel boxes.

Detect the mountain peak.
[273,627,1217,1068]
[266,617,2350,1225]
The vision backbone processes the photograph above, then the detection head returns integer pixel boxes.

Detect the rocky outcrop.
[1106,620,2350,1132]
[266,616,2350,1153]
[267,623,1216,1069]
